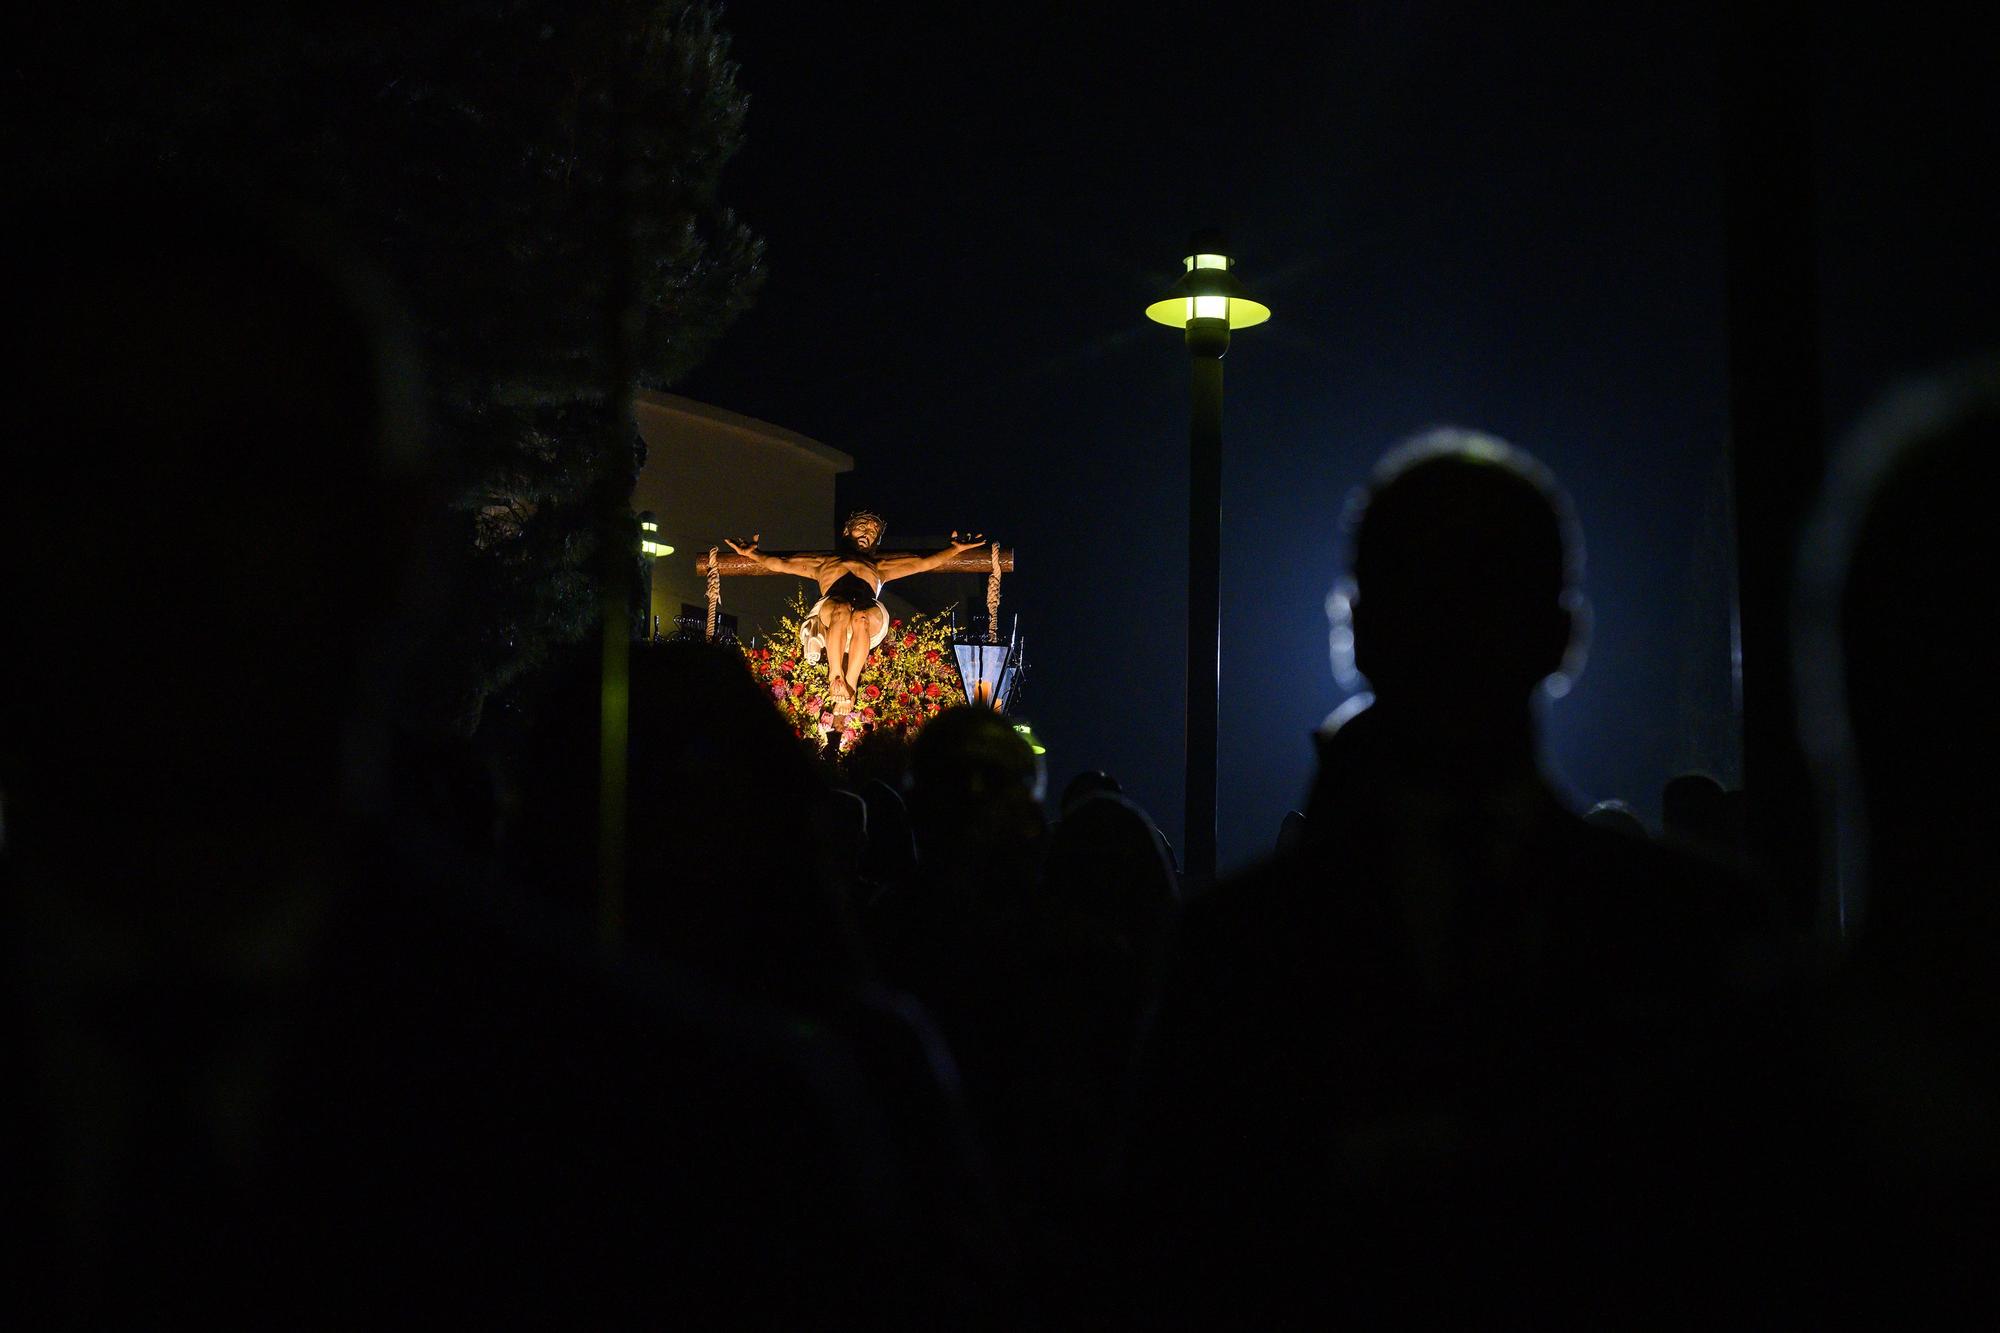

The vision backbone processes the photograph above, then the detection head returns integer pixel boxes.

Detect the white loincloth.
[800,595,891,665]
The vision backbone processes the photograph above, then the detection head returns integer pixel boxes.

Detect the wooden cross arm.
[696,548,1016,576]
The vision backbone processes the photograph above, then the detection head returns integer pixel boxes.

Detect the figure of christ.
[725,511,986,717]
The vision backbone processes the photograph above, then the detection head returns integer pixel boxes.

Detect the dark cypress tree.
[18,1,765,731]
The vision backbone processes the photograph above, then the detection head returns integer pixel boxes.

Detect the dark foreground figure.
[1126,434,1774,1323]
[1779,358,2000,1319]
[1,203,989,1328]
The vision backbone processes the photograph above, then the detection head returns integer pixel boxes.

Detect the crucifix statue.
[722,510,989,717]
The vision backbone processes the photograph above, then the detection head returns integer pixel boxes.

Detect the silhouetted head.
[906,706,1047,899]
[1060,770,1123,817]
[1337,431,1585,732]
[846,726,912,794]
[1584,799,1650,840]
[1043,792,1177,936]
[1661,772,1728,846]
[840,509,885,552]
[1797,355,2000,967]
[1276,809,1310,853]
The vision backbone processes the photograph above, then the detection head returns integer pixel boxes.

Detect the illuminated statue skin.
[725,512,985,715]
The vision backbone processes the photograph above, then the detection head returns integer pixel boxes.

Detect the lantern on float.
[954,618,1022,712]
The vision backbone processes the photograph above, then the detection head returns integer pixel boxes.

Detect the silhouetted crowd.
[7,211,1997,1328]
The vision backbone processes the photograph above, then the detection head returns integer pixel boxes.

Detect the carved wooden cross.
[694,543,1017,641]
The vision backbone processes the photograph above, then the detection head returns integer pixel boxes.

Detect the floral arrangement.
[741,594,962,749]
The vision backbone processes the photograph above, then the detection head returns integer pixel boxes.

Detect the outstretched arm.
[723,535,823,578]
[877,531,987,582]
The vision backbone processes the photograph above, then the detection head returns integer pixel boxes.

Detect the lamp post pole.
[1185,324,1226,884]
[1147,229,1267,886]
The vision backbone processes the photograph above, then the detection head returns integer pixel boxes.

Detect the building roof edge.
[635,389,854,472]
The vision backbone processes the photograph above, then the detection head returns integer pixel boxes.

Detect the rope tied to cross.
[705,546,721,641]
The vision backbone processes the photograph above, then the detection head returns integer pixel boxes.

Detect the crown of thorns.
[842,510,885,533]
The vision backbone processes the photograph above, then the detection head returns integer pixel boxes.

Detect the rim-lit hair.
[1350,427,1584,592]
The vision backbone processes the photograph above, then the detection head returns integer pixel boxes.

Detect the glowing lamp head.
[636,511,674,559]
[1145,231,1271,332]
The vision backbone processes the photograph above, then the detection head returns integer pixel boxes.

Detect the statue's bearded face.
[843,516,883,549]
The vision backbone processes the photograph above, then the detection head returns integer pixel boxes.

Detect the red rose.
[863,684,880,700]
[924,682,942,699]
[890,618,902,628]
[903,633,918,648]
[791,681,808,696]
[924,650,940,663]
[862,706,877,719]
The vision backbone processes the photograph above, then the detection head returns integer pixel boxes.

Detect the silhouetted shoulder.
[1553,812,1768,995]
[1164,846,1363,995]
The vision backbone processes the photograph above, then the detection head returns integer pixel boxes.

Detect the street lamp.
[637,511,674,559]
[636,511,674,639]
[1146,229,1268,884]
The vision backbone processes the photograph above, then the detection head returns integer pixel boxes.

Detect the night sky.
[678,3,1996,870]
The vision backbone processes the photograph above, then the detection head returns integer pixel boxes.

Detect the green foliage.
[281,1,766,404]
